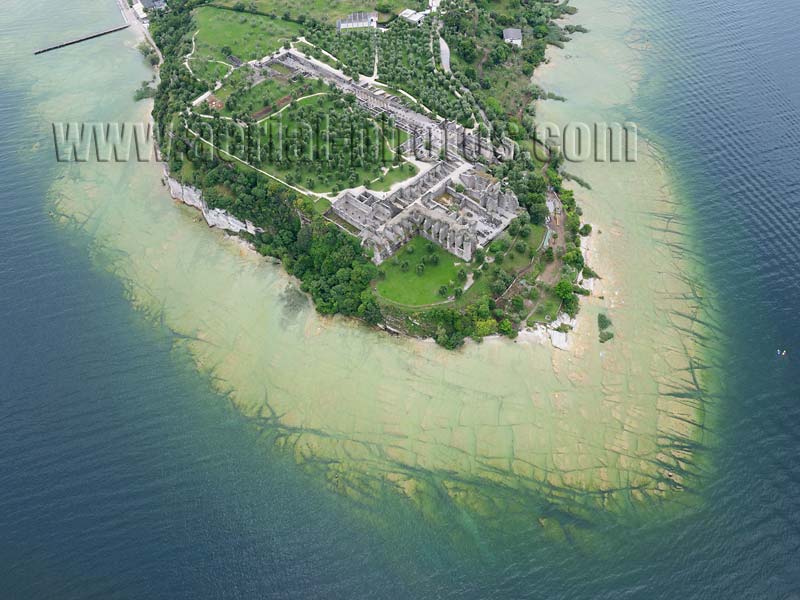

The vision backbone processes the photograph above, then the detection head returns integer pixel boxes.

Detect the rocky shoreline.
[163,169,261,236]
[160,163,593,352]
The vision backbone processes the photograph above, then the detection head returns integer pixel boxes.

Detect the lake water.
[0,0,798,597]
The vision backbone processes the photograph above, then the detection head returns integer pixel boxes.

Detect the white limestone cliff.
[164,171,261,236]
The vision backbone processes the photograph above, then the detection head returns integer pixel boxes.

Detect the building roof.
[336,11,378,29]
[399,8,429,23]
[132,2,147,19]
[503,28,523,40]
[341,11,377,22]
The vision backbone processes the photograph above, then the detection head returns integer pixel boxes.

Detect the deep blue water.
[1,0,799,598]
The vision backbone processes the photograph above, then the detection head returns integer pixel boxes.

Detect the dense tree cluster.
[305,25,377,77]
[191,155,383,321]
[377,20,477,124]
[188,89,407,192]
[491,155,549,224]
[221,71,322,119]
[421,299,498,349]
[439,0,575,137]
[149,1,208,133]
[256,92,396,178]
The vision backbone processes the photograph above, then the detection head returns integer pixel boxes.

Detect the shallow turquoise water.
[0,0,798,597]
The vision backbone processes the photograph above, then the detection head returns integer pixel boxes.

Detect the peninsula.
[142,0,592,348]
[44,0,710,532]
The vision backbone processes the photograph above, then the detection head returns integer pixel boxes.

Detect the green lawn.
[217,76,327,117]
[489,223,546,273]
[454,270,491,307]
[211,68,250,101]
[178,158,196,184]
[375,224,548,308]
[190,59,231,86]
[527,292,561,325]
[211,0,415,24]
[194,7,302,64]
[376,237,467,306]
[366,162,417,192]
[312,197,331,215]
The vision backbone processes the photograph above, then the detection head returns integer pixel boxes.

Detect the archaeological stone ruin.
[332,163,519,263]
[252,49,522,264]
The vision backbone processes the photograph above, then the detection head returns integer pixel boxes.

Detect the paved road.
[439,36,451,73]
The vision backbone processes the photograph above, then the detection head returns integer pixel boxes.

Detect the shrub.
[498,318,515,337]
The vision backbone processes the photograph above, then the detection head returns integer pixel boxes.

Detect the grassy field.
[527,292,561,324]
[190,59,232,86]
[366,162,417,192]
[312,197,331,215]
[210,67,249,102]
[489,223,546,272]
[211,0,420,24]
[454,270,491,307]
[215,74,327,117]
[376,237,467,306]
[194,7,302,64]
[375,223,548,309]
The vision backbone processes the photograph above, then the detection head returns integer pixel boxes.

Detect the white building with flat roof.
[503,28,523,47]
[132,2,148,23]
[399,8,430,25]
